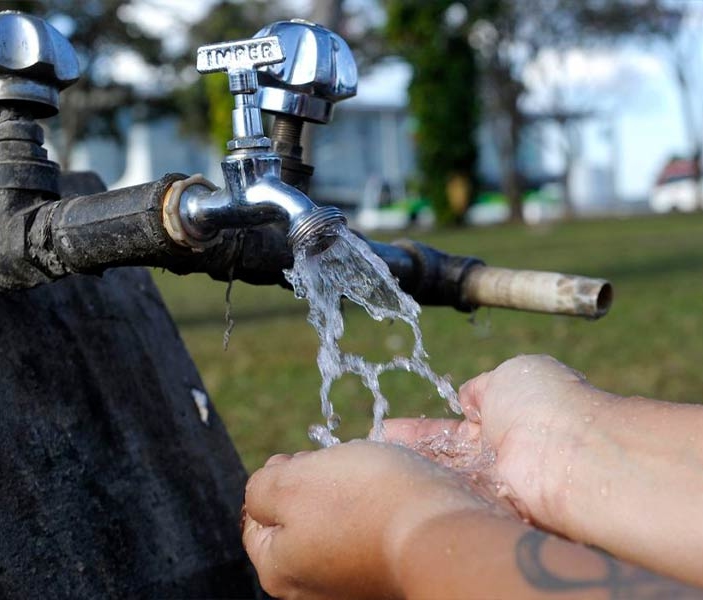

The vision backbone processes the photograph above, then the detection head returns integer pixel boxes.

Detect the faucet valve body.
[181,31,347,251]
[196,36,285,150]
[253,20,358,193]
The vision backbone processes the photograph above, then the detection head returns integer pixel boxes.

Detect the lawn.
[153,212,703,471]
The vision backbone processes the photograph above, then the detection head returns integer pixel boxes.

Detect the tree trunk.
[561,125,578,220]
[308,0,343,28]
[504,160,523,223]
[494,110,524,224]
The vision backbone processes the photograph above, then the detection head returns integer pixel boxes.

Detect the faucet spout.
[173,151,346,251]
[237,158,317,224]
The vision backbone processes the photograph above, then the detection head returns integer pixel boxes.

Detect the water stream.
[284,223,461,446]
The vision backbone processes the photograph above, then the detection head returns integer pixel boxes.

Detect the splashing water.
[410,429,495,476]
[284,224,461,446]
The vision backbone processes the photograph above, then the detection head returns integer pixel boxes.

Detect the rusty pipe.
[461,265,612,319]
[10,175,612,322]
[385,240,611,320]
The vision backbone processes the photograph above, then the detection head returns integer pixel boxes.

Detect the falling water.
[284,223,461,446]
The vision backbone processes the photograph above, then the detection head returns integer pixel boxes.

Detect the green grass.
[153,212,703,471]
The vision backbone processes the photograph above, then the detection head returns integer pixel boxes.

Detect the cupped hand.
[384,355,608,527]
[242,441,480,600]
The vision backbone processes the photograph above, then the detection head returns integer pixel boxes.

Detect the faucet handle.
[0,11,80,118]
[196,36,285,149]
[254,20,358,124]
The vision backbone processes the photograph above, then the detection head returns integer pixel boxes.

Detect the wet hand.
[242,441,480,600]
[384,355,610,528]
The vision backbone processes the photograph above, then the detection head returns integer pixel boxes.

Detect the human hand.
[242,441,480,600]
[384,355,611,528]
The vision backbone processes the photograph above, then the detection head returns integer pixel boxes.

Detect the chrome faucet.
[254,19,358,194]
[166,29,351,252]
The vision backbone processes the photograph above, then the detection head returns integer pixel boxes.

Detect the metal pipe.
[462,265,612,319]
[383,239,611,320]
[30,174,186,276]
[15,179,612,320]
[171,153,345,252]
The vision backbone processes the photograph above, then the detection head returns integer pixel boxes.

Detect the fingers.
[241,513,287,598]
[265,453,292,466]
[459,371,491,418]
[381,418,462,445]
[245,460,292,526]
[241,512,277,564]
[245,451,317,527]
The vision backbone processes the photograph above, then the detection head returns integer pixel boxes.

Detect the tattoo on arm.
[515,529,702,599]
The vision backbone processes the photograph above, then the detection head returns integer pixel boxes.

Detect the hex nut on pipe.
[163,174,219,250]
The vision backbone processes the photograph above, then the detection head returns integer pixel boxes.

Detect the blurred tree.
[383,0,681,223]
[308,0,343,29]
[654,3,703,207]
[384,1,479,225]
[3,0,170,169]
[467,0,681,222]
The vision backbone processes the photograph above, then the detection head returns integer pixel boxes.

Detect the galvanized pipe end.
[288,205,346,251]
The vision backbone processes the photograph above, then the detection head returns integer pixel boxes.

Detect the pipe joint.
[164,151,345,252]
[392,239,484,311]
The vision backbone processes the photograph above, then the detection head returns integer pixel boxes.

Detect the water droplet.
[566,464,573,476]
[190,389,210,425]
[308,424,340,448]
[600,483,610,497]
[385,334,404,352]
[539,425,548,435]
[583,415,594,424]
[327,412,341,430]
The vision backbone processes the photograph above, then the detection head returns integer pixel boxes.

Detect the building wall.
[310,105,416,206]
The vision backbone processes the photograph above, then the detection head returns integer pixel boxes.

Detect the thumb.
[242,512,286,598]
[242,512,278,570]
[459,371,491,421]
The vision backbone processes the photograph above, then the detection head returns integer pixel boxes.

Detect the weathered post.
[0,12,260,598]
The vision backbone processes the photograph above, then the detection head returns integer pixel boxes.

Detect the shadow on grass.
[173,303,309,327]
[599,251,703,282]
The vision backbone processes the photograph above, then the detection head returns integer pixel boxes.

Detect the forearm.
[543,393,703,586]
[393,510,701,599]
